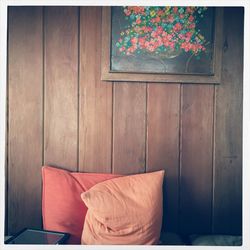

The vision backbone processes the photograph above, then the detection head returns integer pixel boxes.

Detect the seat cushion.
[190,234,242,246]
[42,166,120,244]
[81,170,165,245]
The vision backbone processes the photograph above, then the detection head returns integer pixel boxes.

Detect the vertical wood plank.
[180,84,214,234]
[213,7,243,235]
[79,7,112,173]
[8,7,43,234]
[147,84,180,232]
[113,83,146,174]
[44,7,78,171]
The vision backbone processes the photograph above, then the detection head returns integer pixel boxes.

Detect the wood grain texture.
[113,83,146,174]
[79,7,112,173]
[8,7,43,234]
[6,6,243,236]
[44,7,78,170]
[213,7,243,235]
[147,84,180,232]
[180,84,214,234]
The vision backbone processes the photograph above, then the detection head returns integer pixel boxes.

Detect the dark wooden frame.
[101,7,224,84]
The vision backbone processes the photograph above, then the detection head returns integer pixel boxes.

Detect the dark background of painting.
[111,6,215,74]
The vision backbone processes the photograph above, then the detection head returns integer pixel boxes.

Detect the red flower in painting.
[119,46,126,52]
[154,16,161,23]
[130,37,138,45]
[157,10,164,16]
[188,23,196,29]
[185,31,193,42]
[124,9,131,16]
[181,42,191,52]
[173,23,182,32]
[156,26,163,34]
[188,15,194,22]
[157,36,163,46]
[186,7,194,14]
[167,14,174,23]
[173,7,178,13]
[138,37,146,46]
[178,33,185,40]
[151,31,157,38]
[136,18,141,24]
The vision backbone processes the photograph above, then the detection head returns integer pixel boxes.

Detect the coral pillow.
[42,166,120,244]
[81,170,165,245]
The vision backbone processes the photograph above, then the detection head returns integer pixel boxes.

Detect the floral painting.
[111,6,215,74]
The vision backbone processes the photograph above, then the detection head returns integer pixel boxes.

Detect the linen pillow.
[81,170,165,245]
[42,166,120,244]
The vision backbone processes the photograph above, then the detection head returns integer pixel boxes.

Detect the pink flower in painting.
[186,7,194,14]
[188,15,194,22]
[188,23,196,29]
[151,31,157,38]
[181,42,192,52]
[167,14,174,23]
[119,46,126,52]
[157,9,164,16]
[178,34,185,40]
[169,41,175,49]
[126,45,137,55]
[136,18,141,24]
[157,36,163,46]
[141,26,152,33]
[162,31,167,36]
[185,31,193,42]
[148,45,155,52]
[131,37,138,45]
[155,16,161,23]
[167,34,173,40]
[138,37,146,49]
[173,23,182,32]
[156,26,163,34]
[148,27,153,32]
[151,16,161,23]
[124,9,131,16]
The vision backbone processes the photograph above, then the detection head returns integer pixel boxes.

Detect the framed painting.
[101,6,224,83]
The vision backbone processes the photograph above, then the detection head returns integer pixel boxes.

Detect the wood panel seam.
[111,83,115,173]
[43,7,47,166]
[211,84,217,233]
[145,83,148,173]
[5,8,10,235]
[77,6,80,172]
[178,84,183,233]
[42,7,45,167]
[41,6,45,229]
[111,82,114,174]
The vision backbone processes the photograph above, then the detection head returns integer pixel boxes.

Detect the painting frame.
[101,7,224,84]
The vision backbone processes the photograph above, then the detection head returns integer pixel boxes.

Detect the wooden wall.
[6,6,243,236]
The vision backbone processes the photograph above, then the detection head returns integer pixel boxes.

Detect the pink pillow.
[42,166,120,244]
[81,170,165,245]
